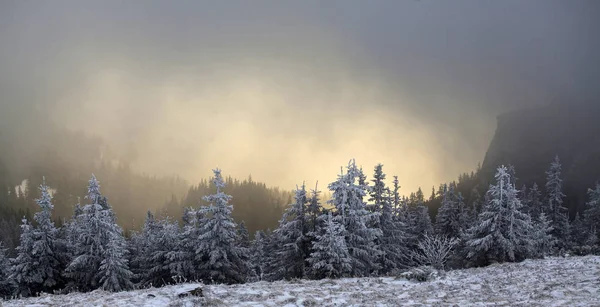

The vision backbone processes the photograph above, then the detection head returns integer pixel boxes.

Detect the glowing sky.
[1,0,598,192]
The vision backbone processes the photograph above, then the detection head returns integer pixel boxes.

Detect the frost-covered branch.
[410,234,458,270]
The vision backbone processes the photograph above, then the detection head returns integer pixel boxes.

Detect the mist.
[1,0,598,193]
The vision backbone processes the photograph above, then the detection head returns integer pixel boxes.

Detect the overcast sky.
[1,0,598,192]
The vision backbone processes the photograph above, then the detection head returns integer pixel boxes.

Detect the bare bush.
[410,234,458,270]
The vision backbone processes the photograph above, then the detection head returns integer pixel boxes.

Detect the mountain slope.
[481,101,600,214]
[4,256,600,306]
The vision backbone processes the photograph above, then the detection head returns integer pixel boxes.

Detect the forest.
[1,155,599,298]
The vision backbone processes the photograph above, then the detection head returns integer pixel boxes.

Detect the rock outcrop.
[481,101,600,215]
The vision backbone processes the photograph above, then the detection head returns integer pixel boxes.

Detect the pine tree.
[98,225,134,292]
[10,178,66,296]
[10,218,36,296]
[530,212,555,258]
[238,221,250,249]
[526,183,543,220]
[166,207,197,282]
[196,168,249,284]
[65,174,132,292]
[267,184,310,280]
[465,166,533,265]
[136,212,179,287]
[435,183,467,238]
[0,241,14,298]
[306,183,323,235]
[544,156,569,250]
[250,230,268,281]
[369,164,409,273]
[367,164,386,228]
[307,213,352,279]
[328,159,382,277]
[583,183,600,238]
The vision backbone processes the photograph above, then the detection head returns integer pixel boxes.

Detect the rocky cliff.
[481,101,600,215]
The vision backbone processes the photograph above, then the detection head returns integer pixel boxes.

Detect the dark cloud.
[0,0,597,191]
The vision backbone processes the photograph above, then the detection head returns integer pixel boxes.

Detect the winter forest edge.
[1,156,600,299]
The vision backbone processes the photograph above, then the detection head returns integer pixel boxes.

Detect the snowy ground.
[3,256,599,307]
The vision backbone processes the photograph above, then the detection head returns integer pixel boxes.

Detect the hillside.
[481,102,600,215]
[4,256,599,306]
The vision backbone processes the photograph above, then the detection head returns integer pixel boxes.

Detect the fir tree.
[99,225,134,292]
[583,183,600,238]
[250,230,268,281]
[196,168,249,284]
[306,183,323,235]
[166,207,197,282]
[307,213,352,279]
[267,184,310,280]
[370,164,410,273]
[65,174,132,292]
[526,183,543,220]
[137,212,179,287]
[0,241,13,298]
[10,178,66,296]
[435,183,467,238]
[530,212,555,258]
[544,156,569,249]
[465,166,533,265]
[238,221,250,249]
[328,159,382,277]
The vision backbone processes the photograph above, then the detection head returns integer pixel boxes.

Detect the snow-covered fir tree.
[267,184,310,280]
[134,212,179,287]
[238,221,250,249]
[584,183,600,237]
[367,164,386,228]
[525,183,543,220]
[10,178,67,296]
[250,230,268,281]
[369,164,410,273]
[328,159,382,277]
[465,166,534,265]
[544,156,570,249]
[99,225,134,292]
[530,212,555,258]
[196,168,249,284]
[166,207,198,282]
[0,241,14,298]
[65,174,132,292]
[306,183,323,235]
[307,212,352,279]
[435,183,468,238]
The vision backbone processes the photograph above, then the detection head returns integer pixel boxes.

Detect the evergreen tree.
[435,183,467,238]
[544,156,569,249]
[465,166,533,265]
[306,183,323,235]
[0,242,13,298]
[98,225,134,292]
[583,183,600,238]
[250,230,268,281]
[526,183,543,220]
[166,207,197,282]
[196,168,248,284]
[367,164,386,228]
[307,213,352,279]
[65,174,132,292]
[238,221,250,249]
[328,159,382,276]
[136,212,178,287]
[267,184,310,280]
[530,212,555,258]
[10,178,66,296]
[369,164,409,273]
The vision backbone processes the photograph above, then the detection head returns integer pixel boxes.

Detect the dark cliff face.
[481,101,600,215]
